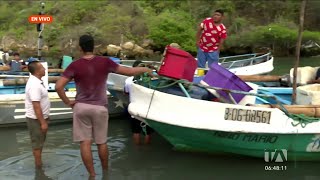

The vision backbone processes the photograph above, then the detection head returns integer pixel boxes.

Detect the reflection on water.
[0,118,319,180]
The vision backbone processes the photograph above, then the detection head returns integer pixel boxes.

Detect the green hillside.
[0,0,319,60]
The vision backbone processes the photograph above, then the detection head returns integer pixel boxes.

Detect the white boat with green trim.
[128,81,320,161]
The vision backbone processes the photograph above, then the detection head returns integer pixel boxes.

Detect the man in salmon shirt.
[196,9,227,68]
[55,34,153,178]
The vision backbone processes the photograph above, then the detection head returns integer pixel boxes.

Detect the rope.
[140,121,148,135]
[265,96,320,128]
[138,73,320,128]
[289,114,320,128]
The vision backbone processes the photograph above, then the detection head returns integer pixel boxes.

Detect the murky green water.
[271,56,320,75]
[0,118,320,180]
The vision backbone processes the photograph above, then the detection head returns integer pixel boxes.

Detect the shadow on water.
[0,118,319,180]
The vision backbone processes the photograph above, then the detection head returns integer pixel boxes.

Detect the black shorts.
[316,68,320,80]
[131,118,153,135]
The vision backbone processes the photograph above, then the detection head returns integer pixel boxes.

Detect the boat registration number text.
[224,108,271,124]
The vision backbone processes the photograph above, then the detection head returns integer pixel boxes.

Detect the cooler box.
[202,63,252,103]
[158,46,197,82]
[289,66,319,85]
[296,84,320,105]
[62,55,73,69]
[109,57,121,64]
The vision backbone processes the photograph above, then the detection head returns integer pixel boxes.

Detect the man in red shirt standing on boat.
[196,9,227,68]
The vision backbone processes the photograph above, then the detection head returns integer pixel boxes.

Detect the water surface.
[0,118,319,180]
[1,57,320,179]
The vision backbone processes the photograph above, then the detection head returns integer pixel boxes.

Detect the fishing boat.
[108,52,274,103]
[218,52,274,75]
[0,91,125,127]
[127,79,320,161]
[0,74,126,127]
[127,46,320,161]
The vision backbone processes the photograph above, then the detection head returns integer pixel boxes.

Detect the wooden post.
[238,75,281,82]
[37,2,45,60]
[292,0,307,105]
[1,76,60,86]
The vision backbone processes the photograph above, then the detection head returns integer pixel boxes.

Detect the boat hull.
[128,83,320,161]
[0,95,126,127]
[146,119,320,161]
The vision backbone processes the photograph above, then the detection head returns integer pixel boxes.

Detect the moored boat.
[128,82,320,161]
[0,91,126,127]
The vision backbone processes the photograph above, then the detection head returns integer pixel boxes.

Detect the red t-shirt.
[199,17,227,52]
[62,56,119,106]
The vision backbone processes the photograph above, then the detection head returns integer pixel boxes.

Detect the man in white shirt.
[25,61,50,168]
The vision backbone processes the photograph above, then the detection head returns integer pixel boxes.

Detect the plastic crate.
[158,46,197,82]
[203,63,252,103]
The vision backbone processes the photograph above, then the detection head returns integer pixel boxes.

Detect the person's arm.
[218,39,225,51]
[55,77,75,107]
[115,65,153,77]
[28,86,47,133]
[21,61,27,69]
[32,101,48,133]
[196,22,203,47]
[308,79,320,84]
[219,28,227,51]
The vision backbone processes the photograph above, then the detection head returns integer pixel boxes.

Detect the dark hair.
[79,34,94,52]
[132,60,142,67]
[13,52,20,56]
[215,9,224,16]
[28,61,40,74]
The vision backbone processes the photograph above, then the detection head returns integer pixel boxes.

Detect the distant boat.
[0,90,126,127]
[0,76,126,127]
[218,52,274,75]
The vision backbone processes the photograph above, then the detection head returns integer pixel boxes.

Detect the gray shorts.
[26,117,49,149]
[73,103,109,144]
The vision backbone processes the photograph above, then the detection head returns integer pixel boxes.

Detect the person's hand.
[40,122,48,134]
[196,41,200,47]
[67,100,76,108]
[146,68,156,77]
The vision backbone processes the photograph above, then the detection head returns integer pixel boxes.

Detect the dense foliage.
[0,0,319,57]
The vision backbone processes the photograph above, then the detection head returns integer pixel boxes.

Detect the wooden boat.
[127,81,320,161]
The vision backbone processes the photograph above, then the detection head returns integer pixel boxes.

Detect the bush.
[225,23,320,55]
[147,10,197,53]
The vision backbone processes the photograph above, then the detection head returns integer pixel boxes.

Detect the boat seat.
[258,90,291,105]
[61,55,73,69]
[297,84,320,105]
